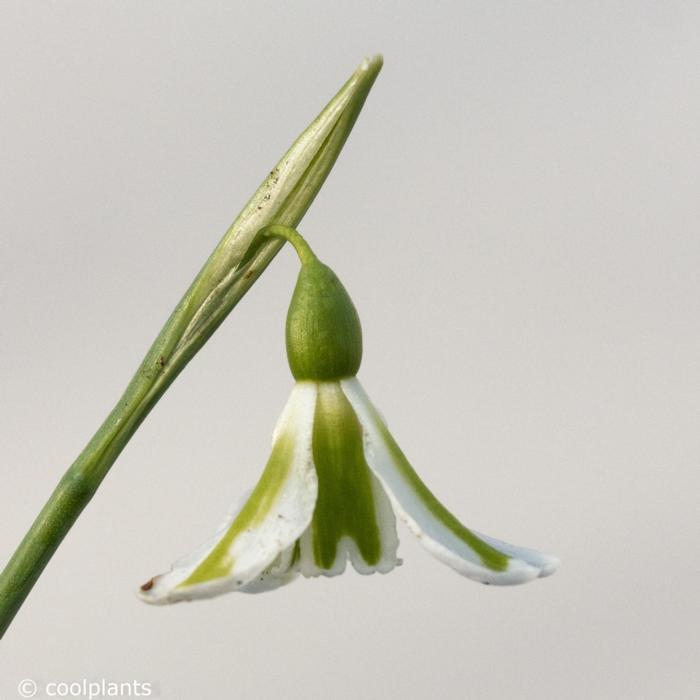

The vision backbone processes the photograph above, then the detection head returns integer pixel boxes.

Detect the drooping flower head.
[139,226,558,603]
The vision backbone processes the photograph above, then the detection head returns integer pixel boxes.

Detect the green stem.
[260,224,319,265]
[0,55,383,639]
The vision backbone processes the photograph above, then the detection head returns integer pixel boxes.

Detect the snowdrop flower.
[139,226,559,603]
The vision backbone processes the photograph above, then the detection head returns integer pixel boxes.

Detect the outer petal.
[342,378,560,585]
[138,382,318,604]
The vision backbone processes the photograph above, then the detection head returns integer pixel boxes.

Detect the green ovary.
[308,382,383,569]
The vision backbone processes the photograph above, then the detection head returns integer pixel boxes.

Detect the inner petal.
[297,382,398,576]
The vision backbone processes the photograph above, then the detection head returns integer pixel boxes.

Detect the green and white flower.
[139,227,559,604]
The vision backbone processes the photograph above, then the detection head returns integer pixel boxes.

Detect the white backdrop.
[1,2,698,699]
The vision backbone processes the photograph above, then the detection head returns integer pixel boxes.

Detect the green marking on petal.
[179,430,296,587]
[309,383,382,569]
[367,403,510,573]
[290,540,301,568]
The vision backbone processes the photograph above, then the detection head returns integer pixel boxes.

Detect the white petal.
[472,532,560,578]
[296,476,400,578]
[239,544,300,594]
[294,381,400,578]
[342,377,559,586]
[138,382,318,604]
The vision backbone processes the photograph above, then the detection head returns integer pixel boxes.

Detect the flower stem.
[260,225,319,265]
[0,55,383,639]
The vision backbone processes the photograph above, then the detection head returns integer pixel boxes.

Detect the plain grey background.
[1,2,699,699]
